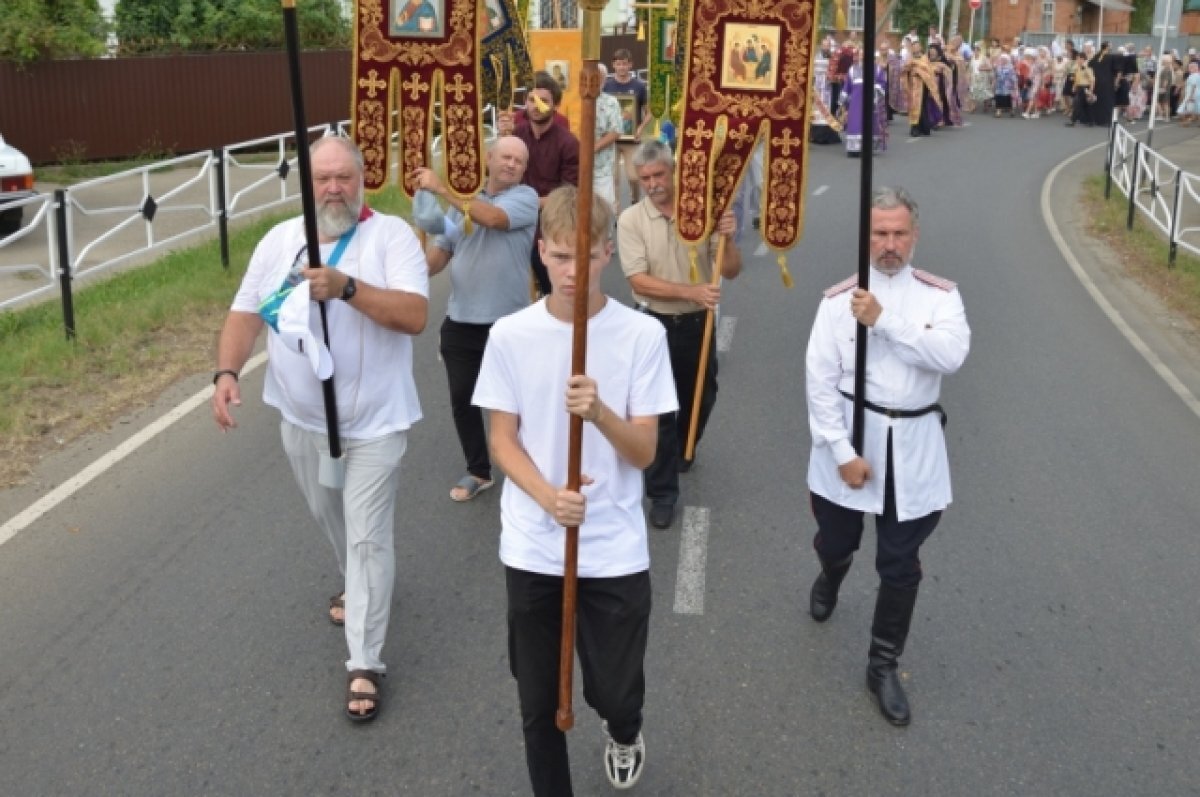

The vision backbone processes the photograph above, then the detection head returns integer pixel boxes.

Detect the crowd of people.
[812,28,1200,150]
[205,42,980,793]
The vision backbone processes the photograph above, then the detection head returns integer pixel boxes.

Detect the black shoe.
[910,125,921,137]
[678,457,693,473]
[866,583,920,726]
[809,556,853,622]
[1065,121,1076,127]
[649,503,675,529]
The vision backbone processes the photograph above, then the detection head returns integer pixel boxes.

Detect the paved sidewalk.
[1046,120,1200,416]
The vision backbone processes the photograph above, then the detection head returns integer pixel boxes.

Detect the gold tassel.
[689,246,699,284]
[778,255,794,289]
[637,18,646,41]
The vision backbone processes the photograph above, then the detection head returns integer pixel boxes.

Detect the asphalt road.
[1,114,1199,796]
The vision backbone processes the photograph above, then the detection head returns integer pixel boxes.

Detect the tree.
[115,0,349,54]
[893,0,941,39]
[0,0,107,66]
[1129,0,1154,34]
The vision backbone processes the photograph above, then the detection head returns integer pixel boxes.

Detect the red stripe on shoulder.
[823,275,857,298]
[912,268,956,291]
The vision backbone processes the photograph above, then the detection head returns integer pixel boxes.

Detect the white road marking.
[673,506,710,615]
[716,315,737,353]
[753,242,769,257]
[0,352,270,548]
[813,184,829,196]
[1042,142,1200,421]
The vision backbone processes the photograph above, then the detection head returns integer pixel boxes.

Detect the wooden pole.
[281,0,342,460]
[682,237,725,463]
[556,0,606,735]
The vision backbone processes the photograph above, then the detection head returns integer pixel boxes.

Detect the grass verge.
[0,187,411,488]
[1082,173,1200,331]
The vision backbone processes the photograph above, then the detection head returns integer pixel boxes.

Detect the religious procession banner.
[479,0,535,114]
[674,0,818,252]
[647,7,678,120]
[351,0,530,196]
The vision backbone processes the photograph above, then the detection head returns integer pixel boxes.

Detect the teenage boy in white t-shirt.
[473,186,677,795]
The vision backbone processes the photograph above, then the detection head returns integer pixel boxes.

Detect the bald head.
[487,135,530,191]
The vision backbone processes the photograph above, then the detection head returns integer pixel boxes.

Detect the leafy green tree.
[116,0,348,53]
[1129,0,1154,34]
[0,0,107,65]
[893,0,940,41]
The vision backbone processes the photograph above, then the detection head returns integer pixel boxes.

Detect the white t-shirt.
[231,212,429,439]
[472,299,678,578]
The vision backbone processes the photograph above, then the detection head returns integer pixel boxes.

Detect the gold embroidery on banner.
[675,0,817,249]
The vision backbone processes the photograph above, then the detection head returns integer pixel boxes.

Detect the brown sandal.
[346,669,382,723]
[329,593,345,626]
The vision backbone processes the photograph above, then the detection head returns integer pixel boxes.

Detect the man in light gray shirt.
[413,136,539,501]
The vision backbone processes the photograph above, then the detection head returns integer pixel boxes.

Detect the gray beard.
[871,259,907,277]
[317,198,360,239]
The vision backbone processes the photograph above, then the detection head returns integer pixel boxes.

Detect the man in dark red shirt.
[499,71,580,295]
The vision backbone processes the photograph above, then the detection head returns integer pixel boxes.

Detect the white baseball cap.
[277,280,334,380]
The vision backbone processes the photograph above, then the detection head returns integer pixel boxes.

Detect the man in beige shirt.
[617,141,743,529]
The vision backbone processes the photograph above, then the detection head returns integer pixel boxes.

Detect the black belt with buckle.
[838,390,947,428]
[646,309,706,324]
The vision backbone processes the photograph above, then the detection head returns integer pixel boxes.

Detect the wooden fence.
[0,50,352,165]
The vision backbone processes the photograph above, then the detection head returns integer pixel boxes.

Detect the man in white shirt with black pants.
[474,186,676,795]
[804,186,970,727]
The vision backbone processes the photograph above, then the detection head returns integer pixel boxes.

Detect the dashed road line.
[812,184,829,196]
[716,315,737,353]
[0,353,269,548]
[673,506,710,615]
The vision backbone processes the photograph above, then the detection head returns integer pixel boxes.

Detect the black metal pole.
[215,147,230,270]
[1126,141,1140,231]
[54,188,76,341]
[1168,167,1182,268]
[281,0,341,459]
[851,0,878,454]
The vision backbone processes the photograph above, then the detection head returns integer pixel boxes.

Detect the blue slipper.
[449,474,494,502]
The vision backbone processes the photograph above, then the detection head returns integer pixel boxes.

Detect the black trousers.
[506,567,651,797]
[809,433,941,589]
[644,310,718,507]
[440,317,493,481]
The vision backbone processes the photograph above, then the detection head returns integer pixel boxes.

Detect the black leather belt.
[839,390,947,427]
[646,309,706,324]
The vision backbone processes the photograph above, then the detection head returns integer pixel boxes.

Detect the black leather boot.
[865,582,920,726]
[910,125,921,137]
[809,555,853,622]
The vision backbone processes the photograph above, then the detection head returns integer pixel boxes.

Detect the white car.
[0,134,36,236]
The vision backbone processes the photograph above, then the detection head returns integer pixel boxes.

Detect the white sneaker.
[602,722,645,790]
[1031,112,1041,119]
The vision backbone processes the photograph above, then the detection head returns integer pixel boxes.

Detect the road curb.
[1041,127,1200,422]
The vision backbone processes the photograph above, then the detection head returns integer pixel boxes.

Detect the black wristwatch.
[340,276,357,302]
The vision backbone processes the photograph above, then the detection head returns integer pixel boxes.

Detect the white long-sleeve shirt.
[805,264,970,520]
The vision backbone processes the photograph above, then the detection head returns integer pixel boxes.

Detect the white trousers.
[280,420,407,673]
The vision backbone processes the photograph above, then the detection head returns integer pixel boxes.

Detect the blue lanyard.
[325,225,355,269]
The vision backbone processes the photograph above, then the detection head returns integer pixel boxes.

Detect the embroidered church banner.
[479,0,535,113]
[353,0,484,196]
[648,9,678,119]
[674,0,818,250]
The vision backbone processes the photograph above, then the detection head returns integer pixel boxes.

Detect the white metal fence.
[0,121,342,322]
[1106,123,1200,265]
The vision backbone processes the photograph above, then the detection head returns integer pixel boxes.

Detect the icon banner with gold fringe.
[674,0,818,251]
[479,0,535,114]
[352,0,483,196]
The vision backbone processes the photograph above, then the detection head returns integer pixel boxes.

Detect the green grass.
[0,186,412,486]
[1084,173,1200,328]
